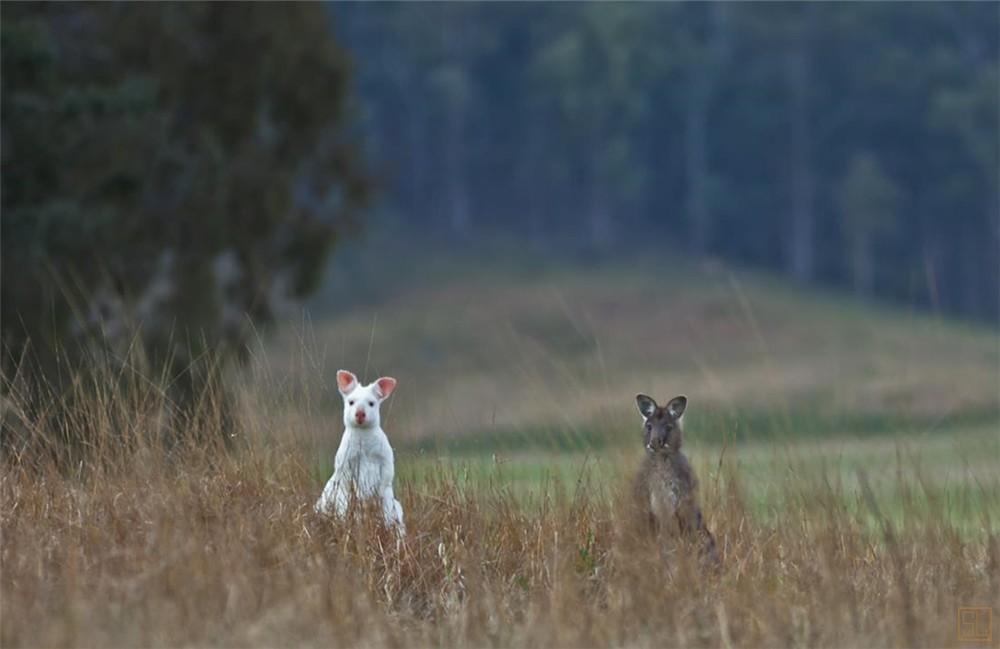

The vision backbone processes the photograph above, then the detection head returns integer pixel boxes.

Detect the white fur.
[315,371,405,534]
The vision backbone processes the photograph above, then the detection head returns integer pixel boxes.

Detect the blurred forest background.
[338,2,998,321]
[1,2,998,424]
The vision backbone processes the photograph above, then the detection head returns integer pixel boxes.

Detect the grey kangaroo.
[633,394,719,566]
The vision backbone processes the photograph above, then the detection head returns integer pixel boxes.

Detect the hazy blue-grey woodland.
[3,2,998,398]
[337,3,999,320]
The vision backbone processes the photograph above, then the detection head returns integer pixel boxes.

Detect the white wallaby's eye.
[348,400,355,406]
[368,401,374,407]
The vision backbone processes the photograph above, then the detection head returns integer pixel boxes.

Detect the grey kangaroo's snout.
[646,439,670,453]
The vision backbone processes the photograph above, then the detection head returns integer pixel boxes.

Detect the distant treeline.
[334,3,999,322]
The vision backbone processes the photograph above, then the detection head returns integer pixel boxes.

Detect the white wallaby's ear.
[337,370,358,395]
[636,394,657,420]
[666,395,687,419]
[374,377,397,400]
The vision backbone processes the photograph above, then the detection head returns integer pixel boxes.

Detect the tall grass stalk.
[2,353,996,648]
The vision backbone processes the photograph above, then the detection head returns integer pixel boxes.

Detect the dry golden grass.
[3,253,998,647]
[2,365,997,648]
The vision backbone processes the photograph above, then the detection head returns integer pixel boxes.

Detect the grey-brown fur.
[633,394,719,566]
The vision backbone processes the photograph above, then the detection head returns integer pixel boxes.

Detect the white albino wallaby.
[315,370,405,533]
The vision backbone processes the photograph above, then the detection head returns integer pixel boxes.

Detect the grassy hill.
[248,240,998,521]
[260,242,995,437]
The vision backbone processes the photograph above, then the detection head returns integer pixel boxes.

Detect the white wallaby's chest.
[335,427,393,492]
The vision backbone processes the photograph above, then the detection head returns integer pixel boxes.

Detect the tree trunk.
[520,117,545,250]
[850,234,874,298]
[445,91,470,238]
[685,3,731,257]
[786,6,816,282]
[959,224,983,317]
[407,100,427,217]
[584,123,612,249]
[990,198,1000,321]
[685,90,710,256]
[588,171,611,249]
[922,239,942,314]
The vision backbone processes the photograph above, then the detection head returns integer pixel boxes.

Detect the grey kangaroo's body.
[633,394,718,565]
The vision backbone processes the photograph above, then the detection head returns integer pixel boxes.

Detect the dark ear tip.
[635,393,657,416]
[667,395,688,416]
[636,393,656,405]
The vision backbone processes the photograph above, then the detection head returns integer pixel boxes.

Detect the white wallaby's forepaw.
[315,476,348,517]
[314,489,331,516]
[389,498,405,536]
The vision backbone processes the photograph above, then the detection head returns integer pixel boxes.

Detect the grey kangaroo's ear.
[635,394,657,419]
[666,395,687,419]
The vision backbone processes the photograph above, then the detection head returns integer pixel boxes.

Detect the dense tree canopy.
[2,4,369,383]
[336,3,999,321]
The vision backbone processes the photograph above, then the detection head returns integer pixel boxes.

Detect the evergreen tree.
[2,4,370,403]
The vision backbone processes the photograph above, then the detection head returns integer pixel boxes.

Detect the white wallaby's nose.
[355,408,366,425]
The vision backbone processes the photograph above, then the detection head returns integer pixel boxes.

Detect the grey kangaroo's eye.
[348,400,355,406]
[368,401,374,407]
[645,423,652,432]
